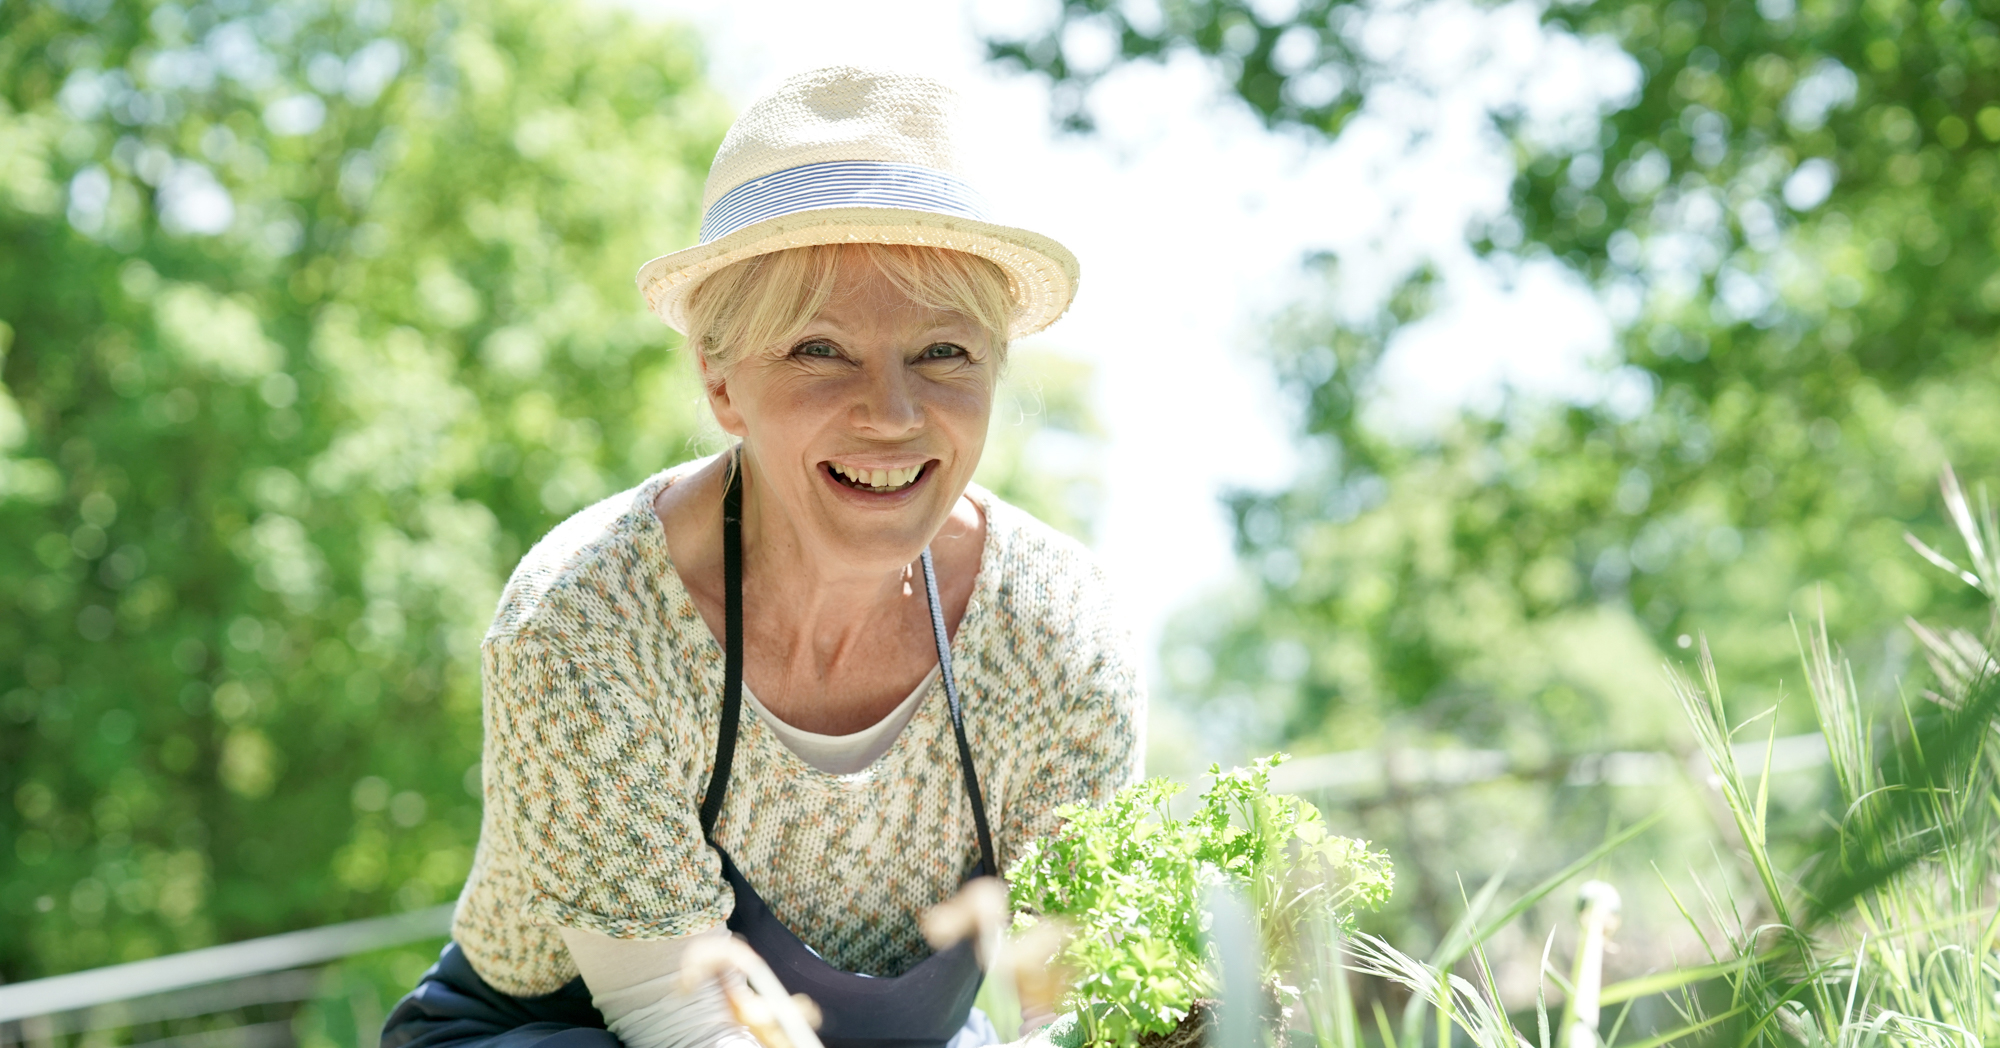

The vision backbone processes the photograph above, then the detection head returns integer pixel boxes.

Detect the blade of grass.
[1904,532,1980,589]
[1598,952,1772,1006]
[1671,647,1797,934]
[1536,931,1556,1048]
[1448,813,1663,974]
[1600,998,1635,1048]
[1653,863,1726,967]
[1733,955,1849,1048]
[1402,867,1513,1048]
[1434,867,1513,972]
[1466,935,1520,1048]
[1607,1002,1749,1048]
[1372,996,1400,1048]
[1753,716,1776,857]
[1803,673,2000,925]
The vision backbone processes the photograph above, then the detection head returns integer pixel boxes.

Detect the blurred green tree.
[987,0,2000,943]
[976,345,1107,543]
[0,0,730,980]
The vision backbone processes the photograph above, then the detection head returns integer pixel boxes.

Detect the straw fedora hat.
[635,66,1079,338]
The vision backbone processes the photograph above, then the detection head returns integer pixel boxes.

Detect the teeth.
[830,463,923,490]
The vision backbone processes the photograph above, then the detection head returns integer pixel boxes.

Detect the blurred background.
[3,0,1997,1042]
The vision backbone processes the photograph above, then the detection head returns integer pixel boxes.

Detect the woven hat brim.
[636,207,1080,339]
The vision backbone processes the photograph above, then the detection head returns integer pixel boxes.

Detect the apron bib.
[701,453,999,1048]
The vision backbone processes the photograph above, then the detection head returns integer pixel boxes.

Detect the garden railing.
[0,904,452,1048]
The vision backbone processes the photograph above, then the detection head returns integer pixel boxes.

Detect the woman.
[382,66,1144,1048]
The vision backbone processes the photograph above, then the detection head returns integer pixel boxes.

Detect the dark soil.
[1133,989,1290,1047]
[1134,999,1216,1048]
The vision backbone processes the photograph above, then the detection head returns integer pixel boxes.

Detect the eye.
[791,339,840,359]
[919,342,967,360]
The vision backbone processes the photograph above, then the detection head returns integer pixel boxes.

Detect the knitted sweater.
[451,462,1146,996]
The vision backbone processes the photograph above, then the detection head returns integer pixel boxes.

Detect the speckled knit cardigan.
[450,462,1146,996]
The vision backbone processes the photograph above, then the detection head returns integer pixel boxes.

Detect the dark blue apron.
[384,455,998,1048]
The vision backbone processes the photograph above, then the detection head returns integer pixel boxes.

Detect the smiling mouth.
[825,461,929,494]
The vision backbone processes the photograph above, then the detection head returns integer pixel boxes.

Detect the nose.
[851,360,923,436]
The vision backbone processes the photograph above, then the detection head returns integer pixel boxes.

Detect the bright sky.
[616,0,1640,685]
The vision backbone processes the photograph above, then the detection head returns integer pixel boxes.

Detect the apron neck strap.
[698,449,1000,881]
[698,449,747,839]
[920,546,998,879]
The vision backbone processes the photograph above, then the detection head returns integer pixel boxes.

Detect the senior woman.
[381,67,1144,1048]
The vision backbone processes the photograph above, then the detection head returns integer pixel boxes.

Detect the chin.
[834,512,946,562]
[817,496,957,565]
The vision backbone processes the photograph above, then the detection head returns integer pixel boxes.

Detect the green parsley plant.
[1009,754,1393,1046]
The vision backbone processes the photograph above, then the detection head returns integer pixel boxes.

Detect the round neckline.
[743,664,940,778]
[744,665,939,744]
[629,457,1003,783]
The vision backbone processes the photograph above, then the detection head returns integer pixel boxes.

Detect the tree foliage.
[0,0,1112,987]
[0,0,729,980]
[987,0,2000,941]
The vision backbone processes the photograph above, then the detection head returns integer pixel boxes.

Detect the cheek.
[733,370,838,438]
[933,382,994,457]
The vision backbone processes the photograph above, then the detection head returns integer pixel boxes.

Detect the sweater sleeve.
[483,634,734,939]
[996,565,1148,868]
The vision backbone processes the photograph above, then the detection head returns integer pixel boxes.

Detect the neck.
[735,466,925,670]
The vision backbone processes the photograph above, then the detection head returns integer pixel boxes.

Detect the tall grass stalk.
[1655,467,2000,1048]
[1287,467,1999,1048]
[1633,467,2000,1048]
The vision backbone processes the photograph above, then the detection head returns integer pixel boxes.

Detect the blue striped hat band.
[698,160,995,244]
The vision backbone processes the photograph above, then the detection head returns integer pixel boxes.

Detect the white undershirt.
[743,667,937,774]
[561,671,940,1048]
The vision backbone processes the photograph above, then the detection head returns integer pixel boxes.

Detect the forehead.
[804,262,978,337]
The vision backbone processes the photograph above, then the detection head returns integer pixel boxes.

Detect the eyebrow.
[804,313,977,337]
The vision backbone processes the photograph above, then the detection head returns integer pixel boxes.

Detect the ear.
[698,350,749,438]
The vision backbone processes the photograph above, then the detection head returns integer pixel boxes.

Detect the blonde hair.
[684,243,1015,376]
